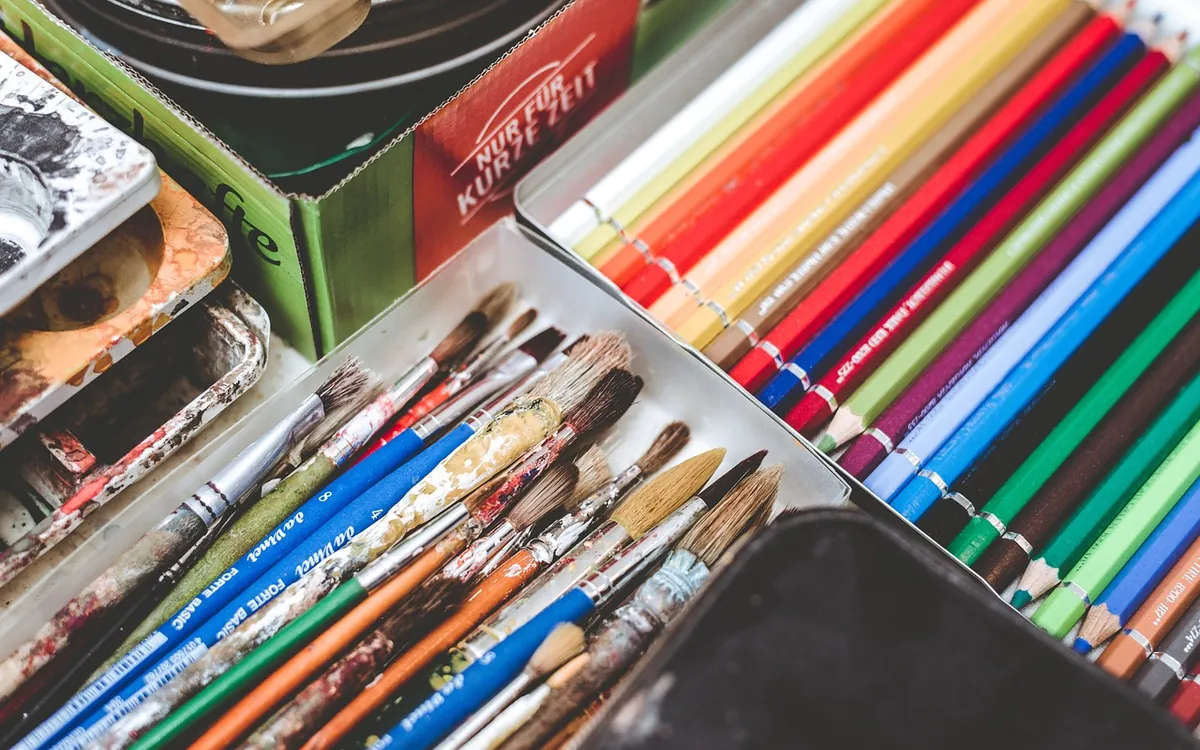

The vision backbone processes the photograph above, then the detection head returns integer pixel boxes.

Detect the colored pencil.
[0,360,380,709]
[1100,532,1200,680]
[1169,662,1200,728]
[1133,593,1200,701]
[835,87,1200,480]
[605,0,982,291]
[1032,419,1200,640]
[700,63,1013,370]
[803,35,1196,453]
[650,0,1071,332]
[299,444,716,750]
[1077,477,1200,654]
[863,55,1178,502]
[891,169,1200,525]
[672,0,1074,351]
[795,32,1160,445]
[1011,361,1200,609]
[743,5,1119,404]
[975,315,1200,593]
[548,0,869,250]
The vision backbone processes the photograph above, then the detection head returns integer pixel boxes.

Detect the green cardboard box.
[1,0,729,358]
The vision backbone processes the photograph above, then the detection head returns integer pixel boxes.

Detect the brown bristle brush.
[568,445,613,509]
[527,332,632,414]
[496,466,782,750]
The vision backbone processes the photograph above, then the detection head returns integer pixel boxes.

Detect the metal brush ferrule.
[183,393,324,524]
[489,351,569,409]
[464,521,628,659]
[417,351,541,440]
[441,521,517,581]
[454,334,511,383]
[479,528,530,579]
[577,498,707,606]
[614,550,710,636]
[356,502,469,591]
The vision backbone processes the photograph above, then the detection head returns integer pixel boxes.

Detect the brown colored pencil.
[975,315,1200,591]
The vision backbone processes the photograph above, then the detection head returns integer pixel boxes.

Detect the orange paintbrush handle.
[188,545,454,750]
[301,550,541,750]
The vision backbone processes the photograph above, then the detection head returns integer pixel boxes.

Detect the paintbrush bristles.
[611,448,726,539]
[680,465,782,567]
[508,464,579,531]
[477,283,519,325]
[529,333,631,413]
[569,446,612,509]
[528,624,586,679]
[637,422,691,476]
[382,576,471,648]
[519,327,566,361]
[431,312,488,365]
[507,308,538,338]
[463,472,509,515]
[315,358,379,412]
[565,370,643,436]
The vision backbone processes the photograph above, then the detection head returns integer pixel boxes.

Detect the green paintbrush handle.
[128,580,367,750]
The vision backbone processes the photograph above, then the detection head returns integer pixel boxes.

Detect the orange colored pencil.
[299,550,542,750]
[597,0,981,289]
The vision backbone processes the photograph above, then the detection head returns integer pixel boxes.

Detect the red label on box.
[413,0,639,279]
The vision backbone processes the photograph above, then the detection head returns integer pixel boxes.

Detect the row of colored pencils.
[0,283,787,750]
[546,0,1200,733]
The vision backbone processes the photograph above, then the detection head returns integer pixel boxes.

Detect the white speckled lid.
[0,51,159,316]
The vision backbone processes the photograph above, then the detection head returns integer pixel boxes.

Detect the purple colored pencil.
[836,106,1194,480]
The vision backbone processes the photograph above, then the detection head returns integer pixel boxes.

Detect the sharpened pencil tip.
[1010,590,1033,609]
[816,434,837,454]
[1072,637,1093,655]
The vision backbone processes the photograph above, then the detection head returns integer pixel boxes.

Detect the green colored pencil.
[948,266,1200,565]
[1031,419,1200,639]
[1011,370,1200,607]
[832,46,1200,432]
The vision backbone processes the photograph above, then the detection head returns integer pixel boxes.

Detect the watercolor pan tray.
[0,217,853,656]
[0,284,269,587]
[0,48,159,317]
[0,34,232,451]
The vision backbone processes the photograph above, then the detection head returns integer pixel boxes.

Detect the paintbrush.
[340,448,740,750]
[373,308,540,445]
[495,467,782,750]
[25,335,569,750]
[457,655,591,750]
[35,337,625,750]
[211,462,586,750]
[84,350,636,750]
[432,625,587,750]
[297,430,688,750]
[107,301,507,667]
[0,359,377,707]
[371,452,768,750]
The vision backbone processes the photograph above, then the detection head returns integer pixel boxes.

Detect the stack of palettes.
[0,36,258,594]
[0,280,789,750]
[533,0,1200,731]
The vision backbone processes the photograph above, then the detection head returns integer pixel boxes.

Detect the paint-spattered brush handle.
[379,591,595,750]
[124,583,367,750]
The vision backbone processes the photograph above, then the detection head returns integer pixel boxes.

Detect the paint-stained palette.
[0,36,231,450]
[0,49,159,316]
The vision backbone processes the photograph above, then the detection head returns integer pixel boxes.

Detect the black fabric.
[578,510,1196,749]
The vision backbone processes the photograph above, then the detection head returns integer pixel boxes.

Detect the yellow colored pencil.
[653,0,1071,335]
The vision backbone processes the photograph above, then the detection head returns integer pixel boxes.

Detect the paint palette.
[0,35,231,451]
[0,48,159,317]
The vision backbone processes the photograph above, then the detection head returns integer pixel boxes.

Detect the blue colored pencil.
[891,164,1200,522]
[755,30,1139,412]
[864,118,1200,503]
[1076,477,1200,653]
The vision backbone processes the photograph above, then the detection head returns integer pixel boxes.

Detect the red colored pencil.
[783,46,1162,438]
[617,0,983,305]
[729,11,1122,393]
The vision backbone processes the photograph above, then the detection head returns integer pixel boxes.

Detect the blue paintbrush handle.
[376,589,595,750]
[42,425,473,750]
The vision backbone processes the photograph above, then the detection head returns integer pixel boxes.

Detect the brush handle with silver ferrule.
[419,350,542,435]
[432,672,536,750]
[524,465,644,567]
[441,521,520,582]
